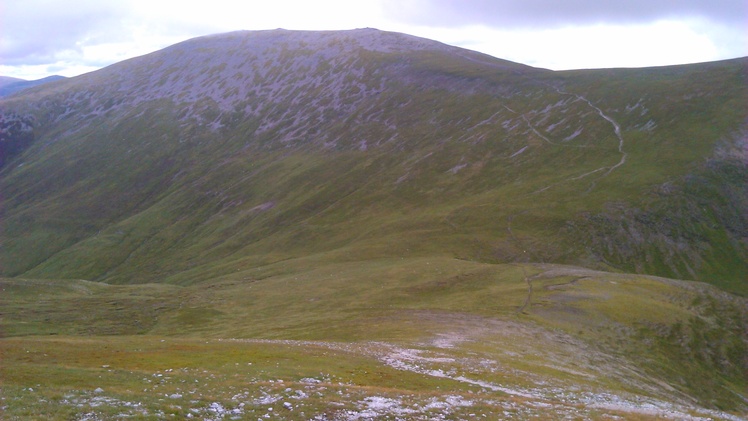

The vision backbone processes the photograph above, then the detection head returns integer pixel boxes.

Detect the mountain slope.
[1,29,745,292]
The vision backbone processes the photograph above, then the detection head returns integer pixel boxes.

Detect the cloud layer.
[0,0,745,79]
[384,0,747,28]
[1,1,129,65]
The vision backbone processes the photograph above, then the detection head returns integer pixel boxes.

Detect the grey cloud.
[0,1,129,65]
[385,0,747,28]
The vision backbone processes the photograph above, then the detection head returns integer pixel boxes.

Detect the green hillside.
[1,30,745,292]
[2,260,746,418]
[0,29,746,419]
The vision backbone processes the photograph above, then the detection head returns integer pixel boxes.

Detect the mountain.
[1,29,745,291]
[0,76,25,88]
[0,75,66,98]
[0,29,746,418]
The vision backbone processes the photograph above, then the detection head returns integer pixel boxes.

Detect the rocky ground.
[6,337,743,420]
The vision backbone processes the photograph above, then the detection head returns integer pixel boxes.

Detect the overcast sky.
[1,0,746,80]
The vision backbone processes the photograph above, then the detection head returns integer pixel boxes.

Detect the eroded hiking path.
[526,85,629,194]
[576,95,627,171]
[559,89,628,190]
[517,266,533,314]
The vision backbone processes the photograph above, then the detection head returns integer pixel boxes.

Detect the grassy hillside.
[2,259,746,418]
[0,32,745,292]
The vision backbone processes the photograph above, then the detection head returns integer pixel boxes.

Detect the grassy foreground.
[2,257,746,419]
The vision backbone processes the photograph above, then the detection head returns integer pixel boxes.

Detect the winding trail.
[553,88,628,182]
[574,95,627,176]
[502,84,628,194]
[517,266,533,314]
[506,212,536,314]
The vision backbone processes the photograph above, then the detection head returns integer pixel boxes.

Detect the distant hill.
[0,75,66,97]
[0,76,25,88]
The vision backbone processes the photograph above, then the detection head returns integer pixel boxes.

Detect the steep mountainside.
[1,29,745,292]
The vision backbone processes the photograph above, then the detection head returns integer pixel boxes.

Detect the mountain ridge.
[0,76,25,88]
[6,29,539,149]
